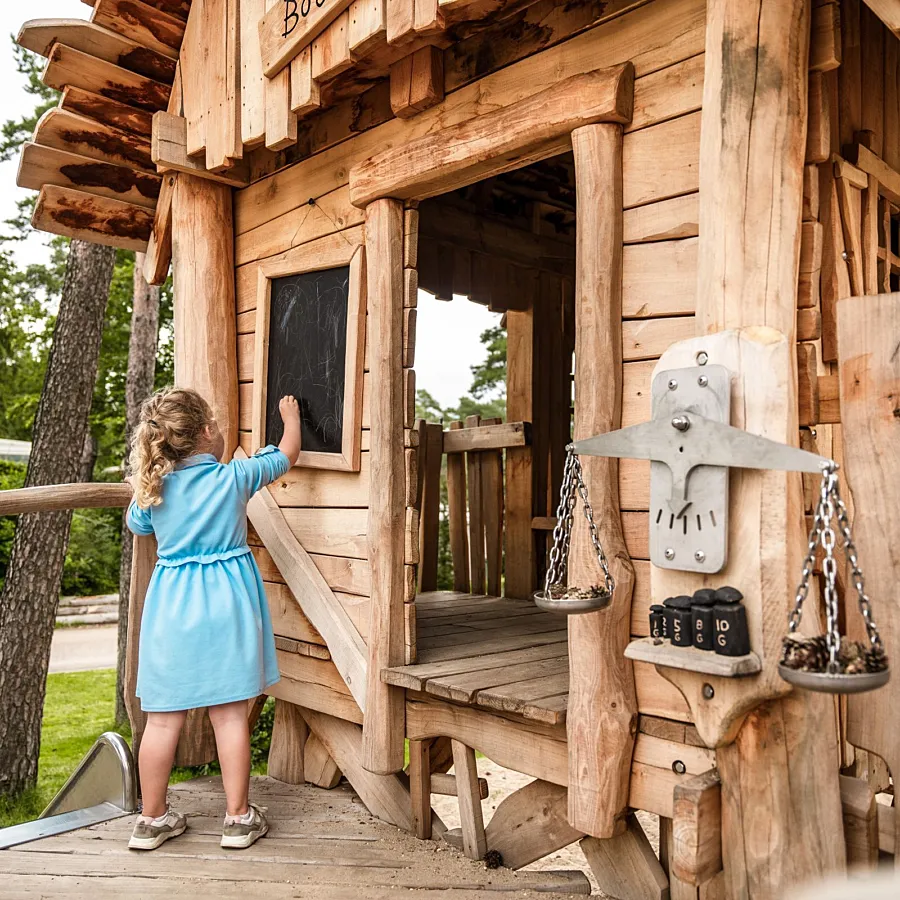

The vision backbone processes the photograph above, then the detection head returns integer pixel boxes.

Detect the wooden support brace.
[451,739,486,860]
[408,738,432,840]
[671,770,723,886]
[430,772,488,798]
[839,774,878,868]
[304,732,342,789]
[268,699,308,784]
[143,171,175,285]
[390,46,444,119]
[152,112,250,186]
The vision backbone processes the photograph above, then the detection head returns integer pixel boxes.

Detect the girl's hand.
[279,395,300,423]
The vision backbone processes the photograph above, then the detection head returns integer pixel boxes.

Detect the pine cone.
[838,636,861,667]
[864,644,889,673]
[483,850,503,869]
[781,635,830,672]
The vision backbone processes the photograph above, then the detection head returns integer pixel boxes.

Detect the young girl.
[124,387,301,851]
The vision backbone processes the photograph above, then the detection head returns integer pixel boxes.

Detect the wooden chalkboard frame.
[251,238,366,472]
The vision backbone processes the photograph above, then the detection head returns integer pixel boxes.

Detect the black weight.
[670,608,693,647]
[692,605,715,651]
[714,602,751,656]
[649,604,666,643]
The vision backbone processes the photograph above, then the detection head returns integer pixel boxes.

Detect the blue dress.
[126,445,291,712]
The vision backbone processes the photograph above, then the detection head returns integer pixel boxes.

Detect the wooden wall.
[232,0,707,728]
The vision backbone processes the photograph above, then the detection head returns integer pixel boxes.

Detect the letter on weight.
[283,0,299,37]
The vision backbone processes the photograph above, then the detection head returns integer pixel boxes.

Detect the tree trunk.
[0,240,116,799]
[116,253,161,724]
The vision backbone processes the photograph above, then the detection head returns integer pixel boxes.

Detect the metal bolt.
[668,379,678,391]
[841,250,849,261]
[698,375,708,387]
[671,415,691,432]
[696,351,709,366]
[672,760,687,775]
[702,683,715,700]
[694,549,706,563]
[664,548,675,560]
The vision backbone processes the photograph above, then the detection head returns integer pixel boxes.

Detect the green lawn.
[0,670,275,829]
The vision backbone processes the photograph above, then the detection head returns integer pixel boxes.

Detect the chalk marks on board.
[265,265,351,454]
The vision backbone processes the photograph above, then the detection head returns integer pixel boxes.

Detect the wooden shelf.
[624,637,762,677]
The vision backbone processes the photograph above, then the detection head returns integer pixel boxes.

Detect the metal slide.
[0,732,137,849]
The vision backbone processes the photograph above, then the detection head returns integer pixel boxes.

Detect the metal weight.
[533,446,615,614]
[779,462,890,694]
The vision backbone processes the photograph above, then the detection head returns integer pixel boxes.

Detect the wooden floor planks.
[1,776,590,897]
[383,592,571,724]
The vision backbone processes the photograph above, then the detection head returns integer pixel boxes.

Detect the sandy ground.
[431,757,661,897]
[48,624,117,673]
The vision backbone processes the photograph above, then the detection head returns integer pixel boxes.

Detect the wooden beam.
[268,699,308,784]
[19,18,176,83]
[484,780,583,870]
[151,112,249,186]
[568,123,636,839]
[840,293,900,859]
[59,85,153,138]
[0,482,131,515]
[442,421,528,453]
[362,198,407,775]
[671,770,722,885]
[430,772,488,798]
[390,46,444,119]
[143,172,175,285]
[304,732,342,788]
[17,142,160,211]
[42,42,170,112]
[451,740,487,860]
[124,535,156,757]
[838,774,879,867]
[580,815,669,900]
[350,64,634,207]
[34,108,153,173]
[862,0,900,37]
[846,141,900,205]
[32,183,152,252]
[90,0,185,60]
[408,739,432,839]
[259,0,354,77]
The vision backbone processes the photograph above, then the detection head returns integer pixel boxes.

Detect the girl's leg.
[139,710,188,818]
[208,700,251,817]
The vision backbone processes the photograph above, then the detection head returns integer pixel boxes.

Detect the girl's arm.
[278,395,302,466]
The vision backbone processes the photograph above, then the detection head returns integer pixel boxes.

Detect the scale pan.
[777,664,890,694]
[532,590,612,615]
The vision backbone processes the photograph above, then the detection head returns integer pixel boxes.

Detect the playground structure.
[2,0,900,897]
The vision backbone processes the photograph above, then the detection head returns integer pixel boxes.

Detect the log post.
[567,123,637,838]
[362,198,407,775]
[695,2,846,895]
[168,172,240,765]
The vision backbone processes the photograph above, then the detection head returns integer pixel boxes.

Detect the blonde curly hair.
[129,387,215,508]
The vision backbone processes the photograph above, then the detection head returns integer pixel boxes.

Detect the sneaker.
[221,802,269,849]
[128,808,187,850]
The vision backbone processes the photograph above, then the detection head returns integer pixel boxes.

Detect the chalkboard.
[264,265,352,455]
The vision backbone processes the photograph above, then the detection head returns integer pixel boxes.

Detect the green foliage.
[0,46,59,162]
[0,460,26,582]
[0,669,128,827]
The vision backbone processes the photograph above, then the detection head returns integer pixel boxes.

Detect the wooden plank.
[349,0,387,56]
[483,780,583,869]
[387,0,416,43]
[580,814,669,900]
[268,699,308,784]
[362,198,406,775]
[622,315,696,362]
[417,421,443,591]
[408,739,432,839]
[265,0,298,151]
[304,732,342,788]
[349,64,635,207]
[623,192,699,244]
[622,238,697,318]
[672,770,722,885]
[19,18,176,83]
[884,21,900,173]
[152,112,250,186]
[241,451,369,713]
[806,70,830,163]
[442,421,528,453]
[143,171,175,284]
[838,774,879,867]
[91,0,185,59]
[259,0,355,77]
[180,0,206,156]
[311,11,354,82]
[59,84,153,138]
[451,740,487,859]
[847,141,900,206]
[290,47,322,117]
[32,183,151,251]
[17,141,160,211]
[266,580,326,645]
[430,772,488,798]
[482,445,503,597]
[268,649,362,724]
[810,0,841,72]
[390,46,443,118]
[797,341,820,427]
[241,0,268,146]
[840,293,900,859]
[34,107,153,172]
[862,0,900,37]
[465,416,485,595]
[568,123,636,839]
[203,0,242,171]
[446,421,470,593]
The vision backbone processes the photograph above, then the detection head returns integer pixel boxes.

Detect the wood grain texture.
[268,699,308,783]
[840,292,900,858]
[362,199,406,774]
[567,124,637,839]
[451,739,486,859]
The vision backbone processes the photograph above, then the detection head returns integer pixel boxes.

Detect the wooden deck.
[0,776,591,898]
[383,592,569,725]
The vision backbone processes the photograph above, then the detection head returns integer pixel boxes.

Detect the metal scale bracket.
[572,362,830,574]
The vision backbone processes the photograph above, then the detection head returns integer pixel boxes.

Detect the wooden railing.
[0,482,131,515]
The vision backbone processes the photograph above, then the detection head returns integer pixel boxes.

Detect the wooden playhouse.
[10,0,900,896]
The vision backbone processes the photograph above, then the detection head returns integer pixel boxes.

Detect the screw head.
[702,683,715,700]
[668,378,678,391]
[672,760,687,775]
[694,549,706,563]
[664,547,675,560]
[696,351,709,366]
[841,250,849,261]
[698,375,708,387]
[671,415,691,432]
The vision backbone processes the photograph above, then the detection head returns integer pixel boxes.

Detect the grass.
[0,670,275,829]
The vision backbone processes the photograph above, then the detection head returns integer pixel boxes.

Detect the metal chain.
[543,446,616,596]
[787,461,883,670]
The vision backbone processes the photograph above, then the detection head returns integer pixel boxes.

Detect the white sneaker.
[128,808,187,850]
[221,802,269,849]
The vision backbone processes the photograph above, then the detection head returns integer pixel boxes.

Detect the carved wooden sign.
[259,0,353,77]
